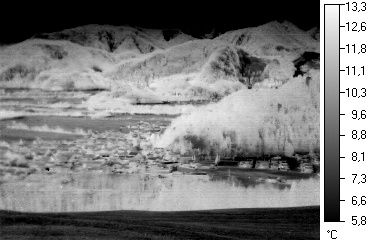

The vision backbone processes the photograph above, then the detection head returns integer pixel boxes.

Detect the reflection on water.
[208,172,293,191]
[0,172,319,212]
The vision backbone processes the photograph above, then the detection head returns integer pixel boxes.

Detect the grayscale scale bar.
[324,4,340,222]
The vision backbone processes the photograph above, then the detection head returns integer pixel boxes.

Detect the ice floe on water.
[5,121,90,135]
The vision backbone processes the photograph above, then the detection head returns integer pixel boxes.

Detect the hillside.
[0,22,320,155]
[34,24,195,54]
[0,21,318,100]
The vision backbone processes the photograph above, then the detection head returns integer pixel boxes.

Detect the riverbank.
[0,206,319,240]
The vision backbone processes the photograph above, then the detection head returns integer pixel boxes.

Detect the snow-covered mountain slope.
[217,21,319,62]
[0,39,115,90]
[0,22,319,104]
[104,40,292,101]
[34,25,195,55]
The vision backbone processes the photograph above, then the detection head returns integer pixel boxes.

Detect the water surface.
[0,172,319,212]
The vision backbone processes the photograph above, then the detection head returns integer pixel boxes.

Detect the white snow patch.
[157,70,320,156]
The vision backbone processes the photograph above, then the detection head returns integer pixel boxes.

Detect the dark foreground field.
[0,207,319,240]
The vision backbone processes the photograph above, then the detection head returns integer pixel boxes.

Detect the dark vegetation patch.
[35,29,157,54]
[163,29,180,41]
[237,49,266,86]
[80,88,107,92]
[0,64,37,81]
[285,156,301,171]
[37,44,68,59]
[210,47,238,77]
[293,52,320,77]
[92,65,103,72]
[35,31,88,47]
[125,34,155,54]
[235,34,246,45]
[9,160,29,168]
[309,28,320,41]
[97,30,119,52]
[210,48,267,89]
[275,45,290,52]
[148,45,155,53]
[184,135,208,150]
[235,33,251,45]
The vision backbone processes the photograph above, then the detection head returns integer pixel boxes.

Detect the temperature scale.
[323,0,369,239]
